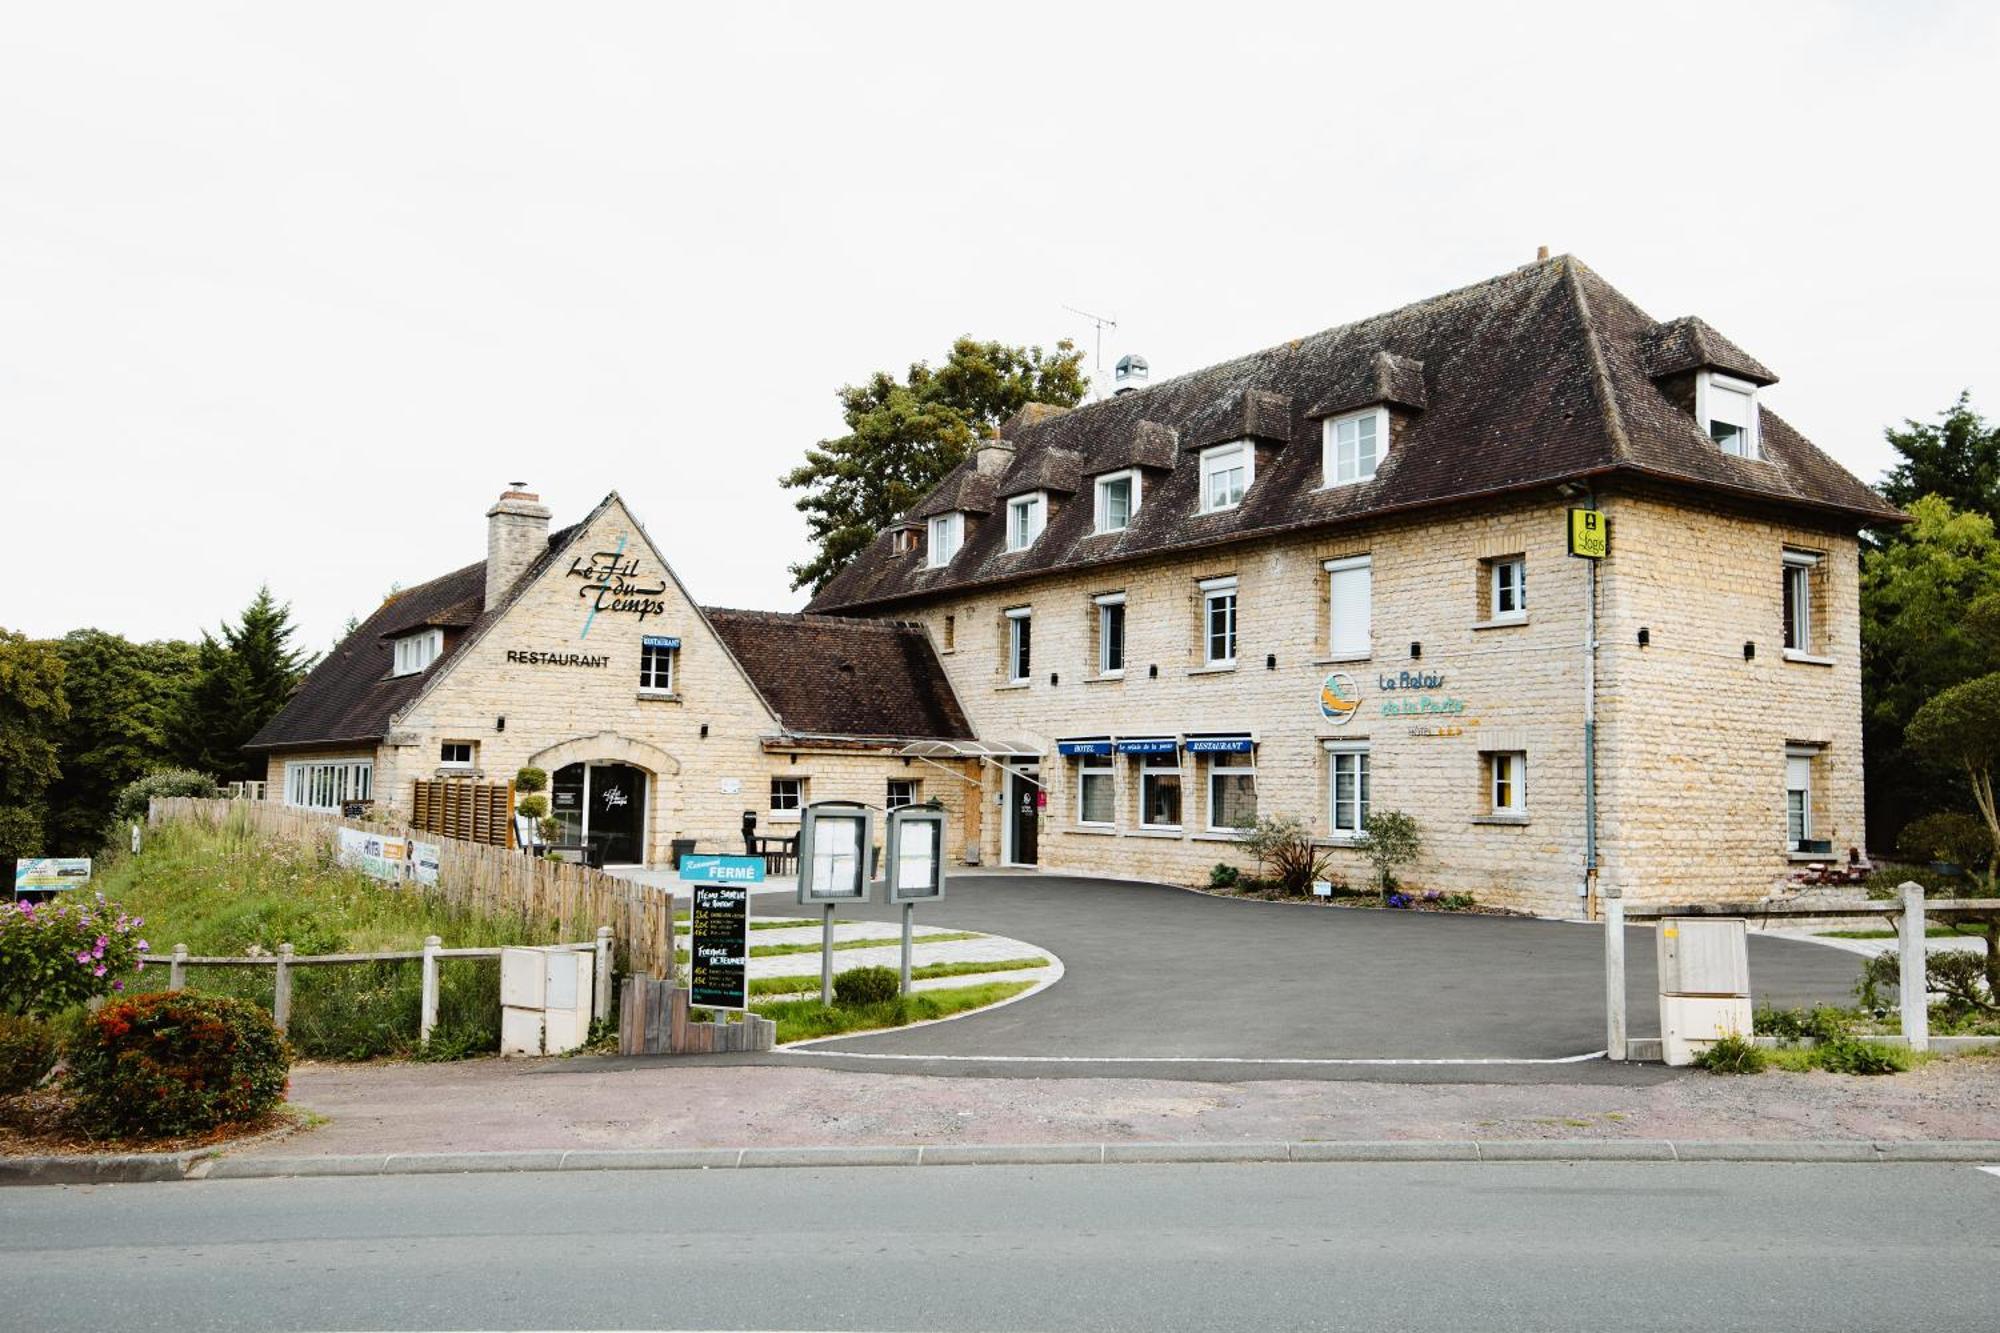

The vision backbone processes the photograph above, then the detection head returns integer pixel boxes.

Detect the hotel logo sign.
[567,534,668,636]
[1318,672,1361,726]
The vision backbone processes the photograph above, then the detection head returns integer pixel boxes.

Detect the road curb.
[8,1138,2000,1184]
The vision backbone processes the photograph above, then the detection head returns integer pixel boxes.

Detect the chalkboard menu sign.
[689,883,750,1010]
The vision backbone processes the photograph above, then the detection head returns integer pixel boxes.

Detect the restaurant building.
[805,255,1903,913]
[244,489,992,867]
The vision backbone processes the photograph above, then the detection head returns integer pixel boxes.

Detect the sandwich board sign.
[687,882,751,1011]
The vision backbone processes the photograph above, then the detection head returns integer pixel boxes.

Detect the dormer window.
[1698,372,1760,458]
[1095,470,1140,533]
[1006,492,1047,551]
[1199,442,1253,513]
[392,628,442,677]
[892,528,918,555]
[1322,406,1389,486]
[927,512,963,568]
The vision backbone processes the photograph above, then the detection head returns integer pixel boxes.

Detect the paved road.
[6,1162,1995,1330]
[780,873,1867,1065]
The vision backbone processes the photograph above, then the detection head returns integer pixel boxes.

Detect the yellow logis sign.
[1568,507,1609,559]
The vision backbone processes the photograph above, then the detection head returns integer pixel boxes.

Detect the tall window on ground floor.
[1786,749,1821,852]
[1484,750,1526,816]
[1328,745,1370,836]
[285,759,373,812]
[1140,751,1183,828]
[1078,757,1115,826]
[1207,758,1257,831]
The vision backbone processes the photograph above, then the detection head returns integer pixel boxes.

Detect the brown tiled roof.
[244,524,580,752]
[703,609,973,741]
[997,446,1085,497]
[807,257,1901,614]
[907,460,997,520]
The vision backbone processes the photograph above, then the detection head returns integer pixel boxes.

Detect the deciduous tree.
[0,630,68,861]
[1879,392,2000,517]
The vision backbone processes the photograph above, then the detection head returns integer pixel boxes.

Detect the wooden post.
[419,934,442,1045]
[1604,887,1626,1060]
[273,943,294,1034]
[169,943,187,991]
[1899,882,1929,1052]
[594,927,614,1023]
[130,822,142,855]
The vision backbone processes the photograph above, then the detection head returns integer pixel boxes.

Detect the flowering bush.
[68,991,290,1136]
[0,1013,60,1093]
[0,894,151,1018]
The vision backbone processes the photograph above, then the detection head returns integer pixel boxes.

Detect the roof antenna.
[1062,304,1118,399]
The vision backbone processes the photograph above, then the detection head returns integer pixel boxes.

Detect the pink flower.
[93,965,107,978]
[76,951,92,965]
[113,980,124,991]
[137,940,150,952]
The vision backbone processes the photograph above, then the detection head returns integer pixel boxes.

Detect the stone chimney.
[485,483,551,607]
[973,428,1016,477]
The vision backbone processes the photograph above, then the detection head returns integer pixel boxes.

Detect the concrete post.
[594,927,614,1023]
[1898,882,1928,1052]
[900,903,914,997]
[130,822,142,855]
[419,935,442,1045]
[1604,888,1626,1060]
[169,943,187,991]
[273,943,294,1034]
[821,903,836,1007]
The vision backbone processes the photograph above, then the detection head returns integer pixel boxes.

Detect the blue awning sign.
[1057,739,1114,756]
[642,635,682,649]
[1183,736,1255,754]
[1115,737,1179,755]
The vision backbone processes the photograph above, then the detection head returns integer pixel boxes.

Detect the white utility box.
[499,946,594,1056]
[1656,918,1751,1066]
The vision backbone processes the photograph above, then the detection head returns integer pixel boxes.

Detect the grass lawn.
[1819,926,1991,940]
[749,930,981,959]
[752,980,1034,1043]
[747,955,1048,997]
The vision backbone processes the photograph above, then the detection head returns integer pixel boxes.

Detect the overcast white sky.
[4,1,1995,649]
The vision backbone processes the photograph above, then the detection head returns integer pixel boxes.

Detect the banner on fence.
[336,827,410,883]
[411,840,441,886]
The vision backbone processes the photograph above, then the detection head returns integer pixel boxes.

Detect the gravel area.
[258,1054,2000,1156]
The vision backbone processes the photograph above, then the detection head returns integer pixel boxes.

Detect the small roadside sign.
[1568,507,1609,559]
[678,854,767,885]
[13,858,92,893]
[689,883,750,1011]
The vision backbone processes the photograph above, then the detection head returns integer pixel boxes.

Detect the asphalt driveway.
[780,873,1868,1068]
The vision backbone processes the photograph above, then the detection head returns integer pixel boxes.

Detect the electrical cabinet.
[1657,918,1751,1066]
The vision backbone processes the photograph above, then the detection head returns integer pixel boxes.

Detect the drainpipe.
[1582,489,1600,913]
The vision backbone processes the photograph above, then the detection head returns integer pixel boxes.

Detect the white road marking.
[1979,1166,2000,1179]
[776,1049,1611,1066]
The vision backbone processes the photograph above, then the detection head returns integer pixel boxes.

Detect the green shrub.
[1694,1032,1766,1074]
[1813,1036,1907,1075]
[537,815,563,843]
[833,965,900,1006]
[0,894,152,1018]
[1754,1004,1853,1043]
[0,1013,59,1094]
[69,991,290,1137]
[516,794,550,820]
[1358,810,1422,893]
[1895,812,1993,875]
[514,767,548,794]
[1208,863,1241,889]
[110,768,220,826]
[1240,816,1331,895]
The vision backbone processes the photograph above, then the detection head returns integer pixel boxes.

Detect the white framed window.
[392,629,442,677]
[1095,593,1126,676]
[1199,441,1253,513]
[284,759,374,812]
[1005,607,1032,684]
[1491,557,1527,621]
[1325,555,1372,659]
[1698,372,1760,458]
[1140,751,1183,829]
[1488,751,1526,816]
[886,778,919,810]
[639,639,678,693]
[1786,749,1816,851]
[1006,492,1047,551]
[1201,576,1238,666]
[439,741,474,769]
[1783,550,1818,654]
[1077,757,1115,826]
[770,777,805,815]
[1327,744,1370,836]
[1095,470,1140,533]
[1207,759,1258,832]
[1322,406,1389,486]
[927,512,963,568]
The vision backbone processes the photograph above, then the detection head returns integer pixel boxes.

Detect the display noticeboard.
[13,858,92,892]
[1568,507,1609,559]
[796,802,873,905]
[885,807,946,905]
[689,882,750,1010]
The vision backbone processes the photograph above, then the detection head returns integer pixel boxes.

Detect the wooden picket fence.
[147,797,674,977]
[411,778,515,848]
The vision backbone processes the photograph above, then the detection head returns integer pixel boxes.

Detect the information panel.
[12,858,92,892]
[689,882,750,1011]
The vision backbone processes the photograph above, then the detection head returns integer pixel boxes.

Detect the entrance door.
[588,763,647,865]
[1009,767,1040,866]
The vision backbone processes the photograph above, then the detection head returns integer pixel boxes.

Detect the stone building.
[245,489,984,867]
[805,255,1903,913]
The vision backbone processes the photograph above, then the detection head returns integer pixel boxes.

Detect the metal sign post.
[885,805,947,996]
[796,801,874,1006]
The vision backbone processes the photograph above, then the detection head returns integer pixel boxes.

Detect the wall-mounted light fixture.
[1637,627,1650,648]
[1149,664,1159,679]
[1050,672,1059,686]
[1410,641,1423,660]
[1743,641,1756,661]
[1265,653,1277,671]
[495,716,505,732]
[699,723,709,738]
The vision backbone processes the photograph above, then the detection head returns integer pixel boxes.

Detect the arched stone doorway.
[528,734,681,867]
